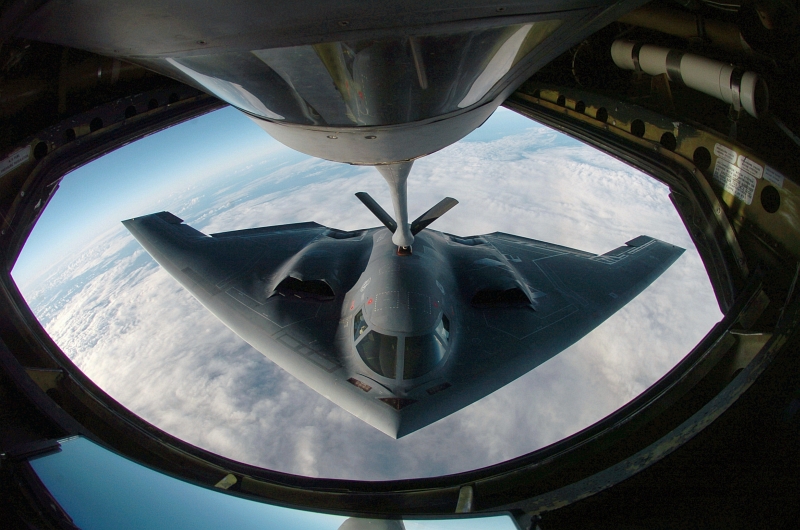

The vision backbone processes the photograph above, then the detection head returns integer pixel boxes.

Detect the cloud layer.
[20,110,722,480]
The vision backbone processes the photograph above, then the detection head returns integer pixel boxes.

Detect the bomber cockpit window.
[435,314,450,343]
[353,309,368,341]
[356,331,398,378]
[404,333,446,380]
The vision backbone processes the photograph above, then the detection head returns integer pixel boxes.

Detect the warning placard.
[714,143,737,164]
[737,155,763,179]
[713,158,757,205]
[764,166,785,188]
[0,145,30,178]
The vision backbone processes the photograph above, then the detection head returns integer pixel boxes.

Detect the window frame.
[353,307,451,382]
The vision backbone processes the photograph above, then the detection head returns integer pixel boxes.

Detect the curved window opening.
[435,314,450,343]
[448,235,485,246]
[274,276,334,300]
[10,105,723,481]
[325,228,365,239]
[353,309,368,341]
[471,287,530,307]
[356,331,398,378]
[403,333,446,380]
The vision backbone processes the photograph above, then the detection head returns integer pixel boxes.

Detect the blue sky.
[32,437,517,529]
[12,107,283,288]
[12,106,535,289]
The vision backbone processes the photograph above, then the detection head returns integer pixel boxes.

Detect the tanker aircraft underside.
[124,177,683,438]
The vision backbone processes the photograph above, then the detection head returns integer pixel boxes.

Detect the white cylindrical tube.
[740,71,766,119]
[610,40,637,70]
[611,40,768,118]
[679,54,733,103]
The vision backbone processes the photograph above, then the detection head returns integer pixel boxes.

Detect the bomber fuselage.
[341,229,459,398]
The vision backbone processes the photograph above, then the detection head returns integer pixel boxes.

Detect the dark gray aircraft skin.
[123,205,683,438]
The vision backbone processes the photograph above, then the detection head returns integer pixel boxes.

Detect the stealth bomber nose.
[362,267,442,335]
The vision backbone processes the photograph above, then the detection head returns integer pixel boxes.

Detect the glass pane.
[404,334,446,380]
[12,106,723,480]
[356,331,398,378]
[354,309,368,340]
[29,437,348,530]
[162,20,562,126]
[403,518,518,530]
[28,437,520,530]
[435,315,450,343]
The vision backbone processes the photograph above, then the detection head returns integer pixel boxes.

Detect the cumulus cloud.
[20,111,721,480]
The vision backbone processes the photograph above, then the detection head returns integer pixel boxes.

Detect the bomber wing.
[122,212,408,436]
[124,212,684,438]
[389,232,684,437]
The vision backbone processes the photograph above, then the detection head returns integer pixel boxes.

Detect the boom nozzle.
[375,162,415,248]
[356,162,458,250]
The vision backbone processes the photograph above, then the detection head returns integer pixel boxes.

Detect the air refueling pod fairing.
[17,0,650,165]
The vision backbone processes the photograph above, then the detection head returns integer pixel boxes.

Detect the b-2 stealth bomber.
[124,164,683,438]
